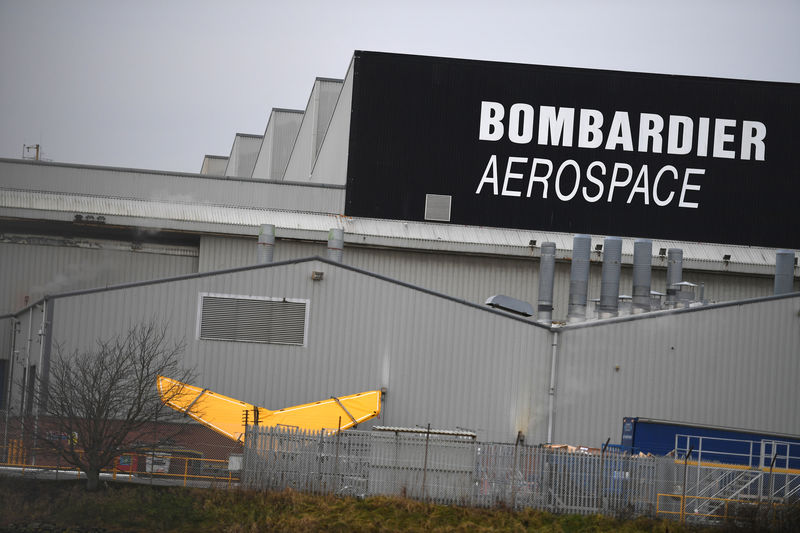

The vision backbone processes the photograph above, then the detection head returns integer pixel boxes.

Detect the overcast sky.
[1,0,798,174]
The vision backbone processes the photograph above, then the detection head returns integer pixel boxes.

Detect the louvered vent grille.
[424,194,452,222]
[200,295,307,346]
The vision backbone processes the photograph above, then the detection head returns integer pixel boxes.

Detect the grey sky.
[1,0,798,173]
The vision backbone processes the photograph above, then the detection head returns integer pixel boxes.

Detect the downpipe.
[546,330,559,444]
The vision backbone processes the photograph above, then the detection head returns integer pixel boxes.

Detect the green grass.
[0,476,791,532]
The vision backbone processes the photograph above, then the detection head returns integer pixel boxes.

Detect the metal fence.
[242,425,800,523]
[243,426,672,515]
[3,418,798,525]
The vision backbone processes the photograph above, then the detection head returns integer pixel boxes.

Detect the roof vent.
[485,294,534,317]
[424,194,452,222]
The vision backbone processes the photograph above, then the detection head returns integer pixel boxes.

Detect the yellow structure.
[157,376,382,442]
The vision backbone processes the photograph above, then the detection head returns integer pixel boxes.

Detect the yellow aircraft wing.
[157,376,381,443]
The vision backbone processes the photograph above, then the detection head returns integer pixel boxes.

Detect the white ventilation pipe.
[537,242,556,325]
[598,236,622,318]
[257,224,275,264]
[567,234,591,323]
[632,239,652,313]
[774,249,796,295]
[327,228,344,263]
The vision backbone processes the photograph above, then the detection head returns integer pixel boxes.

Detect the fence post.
[333,417,341,495]
[422,423,431,501]
[598,438,609,514]
[511,431,522,509]
[681,444,693,524]
[768,451,777,523]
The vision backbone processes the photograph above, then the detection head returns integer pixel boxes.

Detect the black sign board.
[344,51,800,249]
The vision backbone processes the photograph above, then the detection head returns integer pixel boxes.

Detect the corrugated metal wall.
[311,63,353,185]
[0,160,346,214]
[39,259,553,443]
[9,258,798,447]
[197,236,780,321]
[224,134,262,178]
[283,79,343,181]
[554,295,800,447]
[0,240,198,312]
[251,109,303,180]
[198,236,326,271]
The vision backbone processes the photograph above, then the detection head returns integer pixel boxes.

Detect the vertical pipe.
[599,237,622,318]
[666,248,683,307]
[257,224,275,264]
[327,228,344,263]
[546,331,559,444]
[537,242,556,325]
[774,249,795,295]
[632,239,652,313]
[567,235,591,323]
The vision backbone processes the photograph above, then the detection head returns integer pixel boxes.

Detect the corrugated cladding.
[224,134,262,178]
[283,79,343,181]
[251,110,303,180]
[43,259,553,443]
[0,240,198,392]
[311,62,353,186]
[194,237,779,321]
[200,155,228,176]
[198,236,325,271]
[554,295,800,447]
[0,160,345,214]
[0,240,197,312]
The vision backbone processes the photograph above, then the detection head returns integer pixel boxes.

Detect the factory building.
[1,51,798,446]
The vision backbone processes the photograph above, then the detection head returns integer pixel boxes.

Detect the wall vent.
[424,194,452,222]
[198,293,309,346]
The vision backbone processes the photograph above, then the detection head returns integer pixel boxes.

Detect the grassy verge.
[0,476,786,532]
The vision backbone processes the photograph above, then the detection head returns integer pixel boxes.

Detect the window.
[198,293,309,346]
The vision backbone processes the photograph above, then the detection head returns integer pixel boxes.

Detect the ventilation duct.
[327,228,344,263]
[537,242,556,325]
[774,249,795,295]
[632,239,652,314]
[598,236,622,318]
[665,248,683,306]
[567,234,591,323]
[257,224,275,264]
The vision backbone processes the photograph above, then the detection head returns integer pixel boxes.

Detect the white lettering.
[501,156,527,197]
[538,106,575,147]
[583,161,605,202]
[607,162,633,201]
[605,112,634,151]
[509,103,534,144]
[555,160,581,200]
[740,121,766,161]
[578,109,604,149]
[713,119,737,159]
[653,165,678,206]
[475,155,499,194]
[527,158,553,198]
[697,117,710,157]
[667,115,693,155]
[627,165,650,205]
[638,113,664,153]
[679,168,703,208]
[479,101,505,141]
